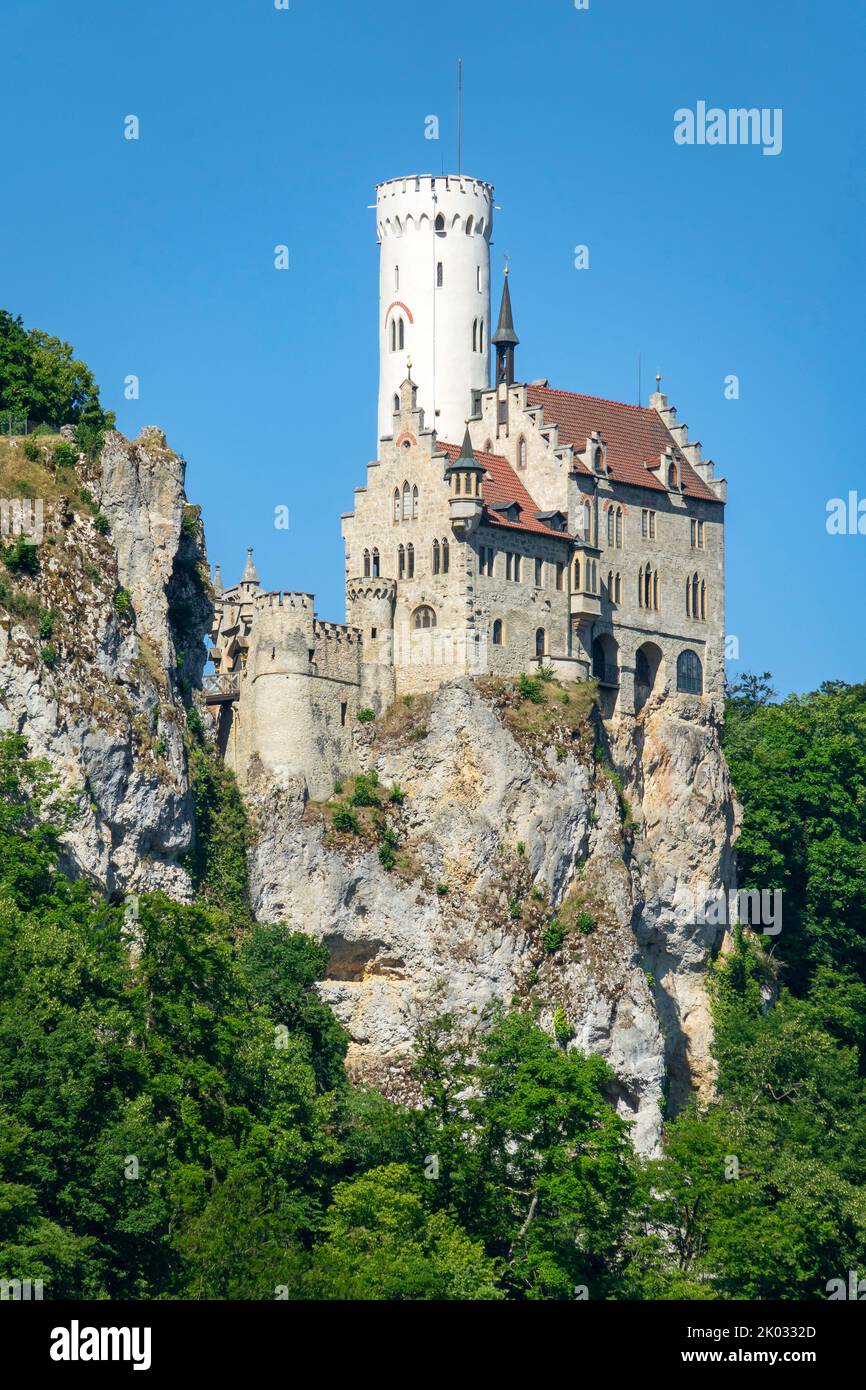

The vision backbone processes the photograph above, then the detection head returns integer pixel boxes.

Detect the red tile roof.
[525,385,721,504]
[439,440,571,540]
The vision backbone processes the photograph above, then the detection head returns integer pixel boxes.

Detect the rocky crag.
[1,432,738,1153]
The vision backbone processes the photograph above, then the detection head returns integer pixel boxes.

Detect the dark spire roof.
[445,424,485,473]
[491,269,519,347]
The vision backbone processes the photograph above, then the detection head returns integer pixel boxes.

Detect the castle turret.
[239,547,260,596]
[445,425,485,535]
[376,174,493,446]
[491,266,519,387]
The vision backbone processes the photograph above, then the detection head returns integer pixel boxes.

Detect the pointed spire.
[457,422,476,465]
[491,266,519,347]
[213,563,223,597]
[241,547,260,587]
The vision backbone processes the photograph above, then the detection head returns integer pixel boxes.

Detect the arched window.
[518,436,527,470]
[668,461,679,489]
[535,628,546,658]
[615,573,622,604]
[636,648,650,687]
[573,554,581,589]
[392,393,400,413]
[372,548,380,578]
[402,481,411,520]
[607,568,613,597]
[412,484,419,519]
[432,539,440,574]
[700,580,706,620]
[615,507,623,547]
[413,604,436,629]
[398,318,405,351]
[607,509,614,546]
[688,572,699,618]
[434,214,446,236]
[643,563,652,609]
[492,618,503,646]
[466,215,474,235]
[653,571,659,609]
[390,320,396,352]
[398,545,406,579]
[393,488,401,523]
[454,472,461,495]
[406,543,414,578]
[363,549,370,578]
[472,319,478,352]
[479,319,484,353]
[442,538,449,573]
[437,261,443,287]
[677,650,703,695]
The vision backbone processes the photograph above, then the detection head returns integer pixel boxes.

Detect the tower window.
[402,481,411,519]
[363,549,370,578]
[479,319,484,353]
[398,545,405,579]
[492,618,504,646]
[406,543,414,578]
[432,539,440,574]
[535,628,546,658]
[372,548,380,577]
[472,319,478,352]
[398,318,405,350]
[393,489,401,523]
[413,604,436,629]
[412,484,419,519]
[437,261,443,287]
[466,215,474,235]
[390,320,396,352]
[434,213,446,236]
[341,701,347,726]
[518,436,527,469]
[393,393,400,413]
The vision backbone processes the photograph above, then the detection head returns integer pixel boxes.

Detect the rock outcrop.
[0,427,212,897]
[246,676,739,1154]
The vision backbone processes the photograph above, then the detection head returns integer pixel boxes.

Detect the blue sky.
[2,0,864,697]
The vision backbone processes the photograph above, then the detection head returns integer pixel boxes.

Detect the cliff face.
[246,677,739,1154]
[0,427,212,897]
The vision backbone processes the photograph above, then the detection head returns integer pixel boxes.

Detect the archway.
[634,641,663,713]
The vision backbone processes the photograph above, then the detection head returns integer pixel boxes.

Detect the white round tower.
[376,174,493,446]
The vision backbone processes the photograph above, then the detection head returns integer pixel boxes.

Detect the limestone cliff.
[245,676,739,1154]
[0,426,212,897]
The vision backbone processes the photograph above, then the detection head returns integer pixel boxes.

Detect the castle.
[208,174,727,798]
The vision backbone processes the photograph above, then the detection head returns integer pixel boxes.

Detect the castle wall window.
[677,649,703,695]
[432,539,440,574]
[573,554,580,589]
[412,485,419,519]
[641,563,660,610]
[472,319,477,352]
[398,545,405,579]
[555,561,565,591]
[372,548,380,578]
[435,214,446,236]
[686,573,706,619]
[413,604,436,629]
[668,461,679,489]
[398,318,405,350]
[535,628,546,659]
[393,489,401,523]
[442,538,449,573]
[690,518,705,549]
[518,437,527,470]
[393,393,400,413]
[437,261,443,287]
[505,553,513,581]
[642,509,656,541]
[513,554,521,582]
[607,504,623,547]
[363,549,371,578]
[479,319,484,353]
[615,572,622,604]
[479,544,494,576]
[498,398,507,424]
[535,557,543,587]
[406,543,415,578]
[466,216,474,235]
[492,618,504,646]
[390,320,396,352]
[402,481,411,520]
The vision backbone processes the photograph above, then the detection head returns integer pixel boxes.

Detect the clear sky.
[2,0,864,697]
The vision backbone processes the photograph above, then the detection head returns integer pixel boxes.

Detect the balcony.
[203,672,240,705]
[570,589,602,625]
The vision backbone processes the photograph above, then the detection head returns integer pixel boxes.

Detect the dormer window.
[668,461,679,489]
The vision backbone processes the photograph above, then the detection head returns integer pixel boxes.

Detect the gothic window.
[616,507,623,547]
[442,538,449,573]
[518,436,527,470]
[398,318,405,351]
[677,650,703,695]
[398,545,405,579]
[372,548,380,578]
[535,628,546,658]
[466,215,474,235]
[406,543,415,578]
[402,481,411,520]
[688,572,700,618]
[492,618,503,646]
[432,539,440,574]
[700,579,707,620]
[454,472,461,495]
[390,320,396,352]
[643,563,653,609]
[393,393,400,413]
[413,604,436,629]
[668,461,679,489]
[437,261,443,287]
[573,554,581,589]
[393,488,400,522]
[412,485,419,519]
[434,214,446,236]
[653,571,659,609]
[607,569,613,598]
[607,509,614,546]
[615,572,622,604]
[363,549,370,578]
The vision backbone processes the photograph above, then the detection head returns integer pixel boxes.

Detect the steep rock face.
[246,677,738,1154]
[0,427,212,897]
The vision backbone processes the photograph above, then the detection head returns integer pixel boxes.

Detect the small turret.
[445,425,485,535]
[492,265,519,387]
[240,547,260,596]
[212,563,224,598]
